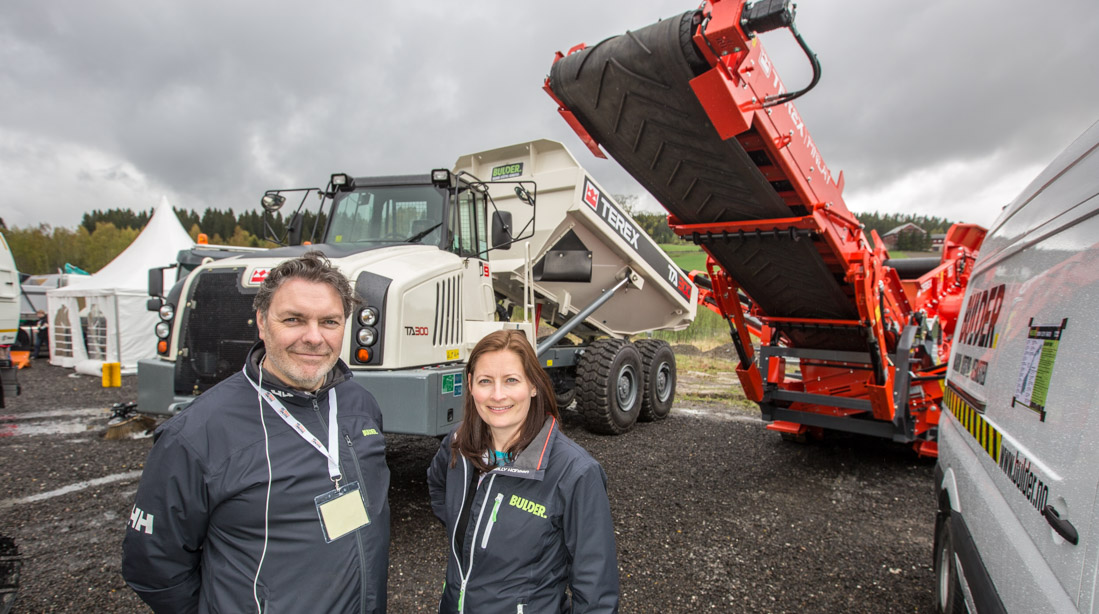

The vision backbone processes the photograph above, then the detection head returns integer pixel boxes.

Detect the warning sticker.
[1012,319,1067,421]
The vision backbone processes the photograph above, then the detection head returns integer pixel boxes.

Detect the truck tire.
[636,339,675,421]
[539,335,577,409]
[576,339,642,434]
[933,513,966,614]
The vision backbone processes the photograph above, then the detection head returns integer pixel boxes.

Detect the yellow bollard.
[102,362,121,387]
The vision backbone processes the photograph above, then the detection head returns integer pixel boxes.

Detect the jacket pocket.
[480,492,504,549]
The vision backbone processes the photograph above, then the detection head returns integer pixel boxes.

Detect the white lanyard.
[248,377,341,485]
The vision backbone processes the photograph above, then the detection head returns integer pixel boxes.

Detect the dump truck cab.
[139,168,517,435]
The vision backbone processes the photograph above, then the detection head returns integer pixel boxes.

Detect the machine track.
[549,12,864,351]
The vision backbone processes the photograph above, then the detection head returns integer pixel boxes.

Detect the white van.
[935,119,1099,613]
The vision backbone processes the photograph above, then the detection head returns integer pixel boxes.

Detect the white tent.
[47,197,194,374]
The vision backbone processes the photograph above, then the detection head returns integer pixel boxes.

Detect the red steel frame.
[547,0,985,456]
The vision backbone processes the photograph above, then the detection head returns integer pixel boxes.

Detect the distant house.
[930,233,947,251]
[881,223,927,250]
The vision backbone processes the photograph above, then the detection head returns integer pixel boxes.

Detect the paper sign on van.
[1011,318,1067,422]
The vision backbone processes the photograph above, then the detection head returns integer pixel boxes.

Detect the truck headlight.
[358,307,378,327]
[357,327,377,346]
[159,304,175,321]
[155,322,171,339]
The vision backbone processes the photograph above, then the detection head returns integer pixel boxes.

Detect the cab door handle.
[1043,505,1079,545]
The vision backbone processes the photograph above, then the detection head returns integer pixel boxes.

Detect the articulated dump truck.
[545,0,985,456]
[138,139,697,436]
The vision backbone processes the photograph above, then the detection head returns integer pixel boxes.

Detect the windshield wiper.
[403,222,442,243]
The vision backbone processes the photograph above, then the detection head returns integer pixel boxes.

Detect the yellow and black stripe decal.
[944,385,1001,464]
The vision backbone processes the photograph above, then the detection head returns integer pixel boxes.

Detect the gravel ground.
[0,355,937,613]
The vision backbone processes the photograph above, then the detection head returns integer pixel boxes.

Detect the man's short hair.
[252,251,359,318]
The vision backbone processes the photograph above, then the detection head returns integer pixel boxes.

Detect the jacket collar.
[244,341,352,403]
[486,416,557,482]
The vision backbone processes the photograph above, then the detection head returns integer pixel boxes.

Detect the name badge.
[315,481,370,543]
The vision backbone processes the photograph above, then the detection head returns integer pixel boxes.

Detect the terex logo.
[958,284,1005,349]
[583,179,639,250]
[583,183,600,211]
[249,268,270,285]
[129,505,154,535]
[405,326,429,336]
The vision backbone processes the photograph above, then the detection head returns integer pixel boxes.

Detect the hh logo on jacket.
[129,505,154,534]
[509,495,547,519]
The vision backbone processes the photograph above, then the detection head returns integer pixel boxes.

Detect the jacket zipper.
[480,493,504,549]
[457,472,496,614]
[345,431,369,614]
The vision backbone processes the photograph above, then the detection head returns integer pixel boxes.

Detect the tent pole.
[114,294,123,366]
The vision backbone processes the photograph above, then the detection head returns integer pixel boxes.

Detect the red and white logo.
[583,180,600,211]
[480,262,490,277]
[249,268,270,285]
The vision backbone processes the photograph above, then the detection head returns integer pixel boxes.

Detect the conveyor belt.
[549,12,865,351]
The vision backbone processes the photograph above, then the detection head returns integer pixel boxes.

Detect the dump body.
[545,2,983,453]
[457,140,696,337]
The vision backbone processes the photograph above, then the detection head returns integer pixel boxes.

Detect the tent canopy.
[47,197,193,373]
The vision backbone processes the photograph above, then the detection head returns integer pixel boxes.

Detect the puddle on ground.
[675,407,763,423]
[0,420,95,436]
[3,408,105,420]
[0,409,106,437]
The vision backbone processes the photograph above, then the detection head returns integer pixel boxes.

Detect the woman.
[427,330,619,613]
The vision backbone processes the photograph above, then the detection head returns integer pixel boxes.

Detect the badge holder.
[315,481,370,543]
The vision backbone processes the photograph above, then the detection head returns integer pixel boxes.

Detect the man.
[123,251,389,613]
[32,310,47,358]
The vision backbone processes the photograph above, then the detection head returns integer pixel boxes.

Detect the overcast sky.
[2,1,1096,231]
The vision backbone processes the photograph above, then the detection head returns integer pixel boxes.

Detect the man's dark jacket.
[122,343,390,613]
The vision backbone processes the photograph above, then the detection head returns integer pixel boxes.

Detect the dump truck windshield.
[327,185,446,246]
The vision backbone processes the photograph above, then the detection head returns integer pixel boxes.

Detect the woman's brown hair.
[450,329,559,471]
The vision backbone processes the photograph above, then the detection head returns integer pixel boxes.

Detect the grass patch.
[660,243,708,273]
[653,306,729,349]
[675,352,735,375]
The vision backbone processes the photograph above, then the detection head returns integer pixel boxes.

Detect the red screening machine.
[544,0,985,456]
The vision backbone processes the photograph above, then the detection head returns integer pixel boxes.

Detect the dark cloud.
[1,0,1095,229]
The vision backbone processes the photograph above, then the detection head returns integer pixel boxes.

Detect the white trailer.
[0,232,20,407]
[138,140,696,436]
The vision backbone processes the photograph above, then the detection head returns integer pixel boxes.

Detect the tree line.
[5,207,326,275]
[2,200,955,275]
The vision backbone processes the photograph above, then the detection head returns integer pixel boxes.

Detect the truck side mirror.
[491,210,513,250]
[148,267,164,298]
[287,211,304,246]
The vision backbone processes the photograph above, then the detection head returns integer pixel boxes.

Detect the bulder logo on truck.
[581,178,692,301]
[491,163,524,180]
